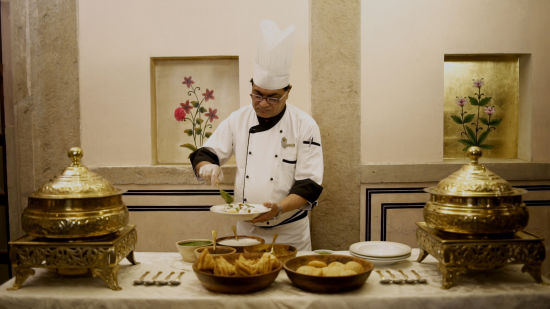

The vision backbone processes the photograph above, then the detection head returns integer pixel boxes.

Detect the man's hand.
[249,202,282,223]
[198,163,223,186]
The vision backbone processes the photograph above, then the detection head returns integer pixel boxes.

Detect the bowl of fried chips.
[193,250,282,293]
[284,254,374,293]
[244,243,297,264]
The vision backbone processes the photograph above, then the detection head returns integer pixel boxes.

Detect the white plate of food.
[210,203,270,219]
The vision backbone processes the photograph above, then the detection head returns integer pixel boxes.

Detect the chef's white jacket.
[195,104,323,248]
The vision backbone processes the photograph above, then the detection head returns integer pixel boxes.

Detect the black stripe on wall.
[127,205,211,212]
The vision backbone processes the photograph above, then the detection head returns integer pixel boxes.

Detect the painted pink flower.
[183,76,194,88]
[456,97,467,107]
[174,107,186,121]
[484,106,496,115]
[205,108,219,122]
[180,100,193,113]
[473,79,484,88]
[202,89,215,102]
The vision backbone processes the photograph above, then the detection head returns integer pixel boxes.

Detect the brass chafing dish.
[417,146,545,289]
[21,147,129,238]
[424,146,528,234]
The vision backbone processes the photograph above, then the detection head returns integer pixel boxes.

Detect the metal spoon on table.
[398,269,416,284]
[375,270,391,284]
[411,269,428,284]
[133,271,150,285]
[157,271,175,286]
[144,271,163,286]
[169,271,185,286]
[232,225,239,241]
[269,233,278,255]
[386,270,403,284]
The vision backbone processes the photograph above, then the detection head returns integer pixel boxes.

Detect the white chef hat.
[253,19,295,90]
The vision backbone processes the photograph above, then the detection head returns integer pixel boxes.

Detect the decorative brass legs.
[8,225,138,291]
[416,222,546,289]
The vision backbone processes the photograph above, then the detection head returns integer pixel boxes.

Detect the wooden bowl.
[216,235,265,252]
[193,245,236,260]
[284,254,374,293]
[192,252,282,294]
[244,243,297,264]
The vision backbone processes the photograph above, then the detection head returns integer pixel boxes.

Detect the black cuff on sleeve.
[190,148,220,172]
[289,179,323,203]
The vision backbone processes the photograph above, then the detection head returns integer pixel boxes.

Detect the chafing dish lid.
[425,146,527,197]
[31,147,123,199]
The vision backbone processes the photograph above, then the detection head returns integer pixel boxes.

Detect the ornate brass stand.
[416,222,545,289]
[8,225,138,291]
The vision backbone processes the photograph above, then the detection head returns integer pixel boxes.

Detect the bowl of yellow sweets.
[283,254,374,293]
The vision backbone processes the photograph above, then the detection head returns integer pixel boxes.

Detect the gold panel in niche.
[444,55,519,160]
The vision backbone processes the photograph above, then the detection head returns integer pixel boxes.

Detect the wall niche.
[151,56,240,164]
[443,54,523,160]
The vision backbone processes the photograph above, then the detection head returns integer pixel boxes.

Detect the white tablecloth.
[1,249,549,309]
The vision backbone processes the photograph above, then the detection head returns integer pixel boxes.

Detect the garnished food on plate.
[223,203,262,214]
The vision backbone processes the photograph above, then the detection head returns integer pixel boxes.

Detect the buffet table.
[1,249,549,309]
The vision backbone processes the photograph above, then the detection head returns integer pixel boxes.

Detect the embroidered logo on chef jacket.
[281,137,295,148]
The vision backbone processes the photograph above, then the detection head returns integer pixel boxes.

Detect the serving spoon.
[411,269,427,284]
[232,225,239,241]
[212,230,217,252]
[375,270,391,284]
[386,270,403,284]
[157,271,175,286]
[144,271,163,286]
[269,233,278,255]
[133,271,150,285]
[169,272,185,286]
[398,269,416,284]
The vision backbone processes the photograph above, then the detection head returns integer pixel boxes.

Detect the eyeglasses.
[249,92,288,104]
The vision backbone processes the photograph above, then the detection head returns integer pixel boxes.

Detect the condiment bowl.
[244,243,297,264]
[194,245,236,260]
[216,235,265,252]
[176,239,213,263]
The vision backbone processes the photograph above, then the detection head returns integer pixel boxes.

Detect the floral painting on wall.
[443,55,520,160]
[152,57,240,164]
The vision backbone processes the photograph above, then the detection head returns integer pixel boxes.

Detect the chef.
[190,20,323,251]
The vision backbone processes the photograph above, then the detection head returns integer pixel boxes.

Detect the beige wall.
[361,0,550,164]
[78,0,310,167]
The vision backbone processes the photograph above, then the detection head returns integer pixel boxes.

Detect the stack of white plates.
[349,241,411,265]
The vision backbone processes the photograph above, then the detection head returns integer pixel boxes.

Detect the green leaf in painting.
[468,96,479,106]
[196,118,204,124]
[479,117,489,125]
[479,97,491,106]
[184,129,193,136]
[477,129,490,145]
[466,126,477,144]
[180,143,197,151]
[490,118,502,126]
[451,115,463,124]
[458,139,473,146]
[205,132,212,138]
[463,114,475,123]
[195,128,202,134]
[479,144,494,149]
[199,107,207,113]
[191,101,200,107]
